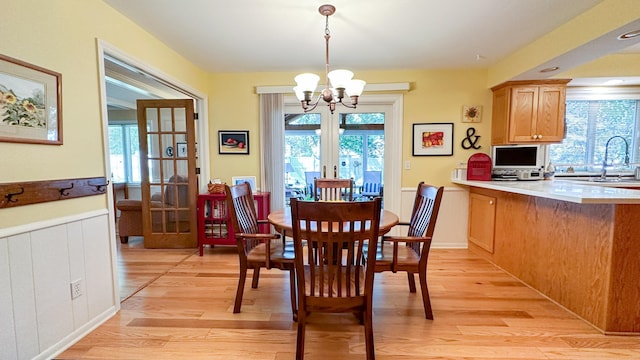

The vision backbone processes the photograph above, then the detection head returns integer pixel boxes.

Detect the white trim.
[256,82,410,94]
[0,209,108,238]
[41,307,117,360]
[567,86,640,100]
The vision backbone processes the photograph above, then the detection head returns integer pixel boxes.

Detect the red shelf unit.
[197,192,270,256]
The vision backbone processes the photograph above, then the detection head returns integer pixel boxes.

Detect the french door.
[284,103,388,202]
[137,99,198,248]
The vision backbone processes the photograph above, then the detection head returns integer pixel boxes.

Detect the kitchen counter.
[451,178,640,204]
[456,179,640,334]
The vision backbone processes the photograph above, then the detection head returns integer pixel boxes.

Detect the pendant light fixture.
[293,4,365,114]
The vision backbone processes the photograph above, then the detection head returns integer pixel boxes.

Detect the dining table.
[267,207,400,236]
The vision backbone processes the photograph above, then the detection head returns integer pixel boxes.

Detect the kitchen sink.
[587,178,640,183]
[558,177,640,186]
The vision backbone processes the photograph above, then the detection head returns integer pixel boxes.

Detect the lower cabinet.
[468,191,496,253]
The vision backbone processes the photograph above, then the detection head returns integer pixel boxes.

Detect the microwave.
[491,144,546,170]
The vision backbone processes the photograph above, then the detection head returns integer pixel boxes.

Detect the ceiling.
[102,0,640,108]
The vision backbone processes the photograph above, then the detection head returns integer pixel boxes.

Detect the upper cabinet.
[491,79,570,145]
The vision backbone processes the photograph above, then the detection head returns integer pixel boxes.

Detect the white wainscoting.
[0,210,117,360]
[398,186,469,248]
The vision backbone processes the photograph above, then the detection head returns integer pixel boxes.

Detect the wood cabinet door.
[468,192,496,253]
[535,86,566,142]
[508,86,538,143]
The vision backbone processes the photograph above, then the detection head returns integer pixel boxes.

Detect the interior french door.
[137,99,198,248]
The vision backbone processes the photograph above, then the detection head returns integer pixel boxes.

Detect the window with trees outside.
[549,89,640,174]
[284,112,384,202]
[108,124,141,183]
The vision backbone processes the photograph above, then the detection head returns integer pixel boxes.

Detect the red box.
[466,153,492,181]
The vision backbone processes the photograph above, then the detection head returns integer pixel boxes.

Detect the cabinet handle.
[489,200,494,205]
[531,135,537,139]
[537,134,543,139]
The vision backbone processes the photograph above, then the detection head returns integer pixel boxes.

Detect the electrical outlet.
[70,279,82,299]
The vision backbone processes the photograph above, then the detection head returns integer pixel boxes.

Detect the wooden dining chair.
[290,197,382,360]
[373,182,443,319]
[224,183,297,320]
[313,177,354,201]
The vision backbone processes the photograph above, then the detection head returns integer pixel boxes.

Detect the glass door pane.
[337,111,385,199]
[284,106,386,203]
[284,113,321,202]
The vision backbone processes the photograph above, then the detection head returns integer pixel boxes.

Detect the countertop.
[451,178,640,204]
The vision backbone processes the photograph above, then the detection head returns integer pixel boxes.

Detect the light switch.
[404,161,411,170]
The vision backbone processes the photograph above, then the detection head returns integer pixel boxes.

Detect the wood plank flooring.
[59,245,640,359]
[117,236,196,301]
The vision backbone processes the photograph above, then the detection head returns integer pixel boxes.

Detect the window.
[549,89,640,173]
[108,124,140,183]
[284,109,385,202]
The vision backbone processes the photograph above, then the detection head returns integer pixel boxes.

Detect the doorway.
[98,41,209,302]
[281,94,403,217]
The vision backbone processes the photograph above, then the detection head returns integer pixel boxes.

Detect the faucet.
[600,136,630,179]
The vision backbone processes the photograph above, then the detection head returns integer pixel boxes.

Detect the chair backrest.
[361,171,382,196]
[406,182,444,259]
[165,174,190,207]
[313,178,354,201]
[225,182,260,255]
[290,197,381,301]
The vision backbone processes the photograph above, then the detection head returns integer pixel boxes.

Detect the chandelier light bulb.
[294,73,320,93]
[327,69,354,89]
[346,79,366,97]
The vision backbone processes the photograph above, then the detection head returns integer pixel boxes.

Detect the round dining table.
[267,207,399,235]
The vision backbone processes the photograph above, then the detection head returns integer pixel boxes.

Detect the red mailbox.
[466,153,492,181]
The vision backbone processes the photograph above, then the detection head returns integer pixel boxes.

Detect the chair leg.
[251,267,261,288]
[120,236,128,244]
[418,269,433,320]
[407,272,417,293]
[364,309,375,360]
[296,315,306,360]
[233,265,248,314]
[288,268,298,322]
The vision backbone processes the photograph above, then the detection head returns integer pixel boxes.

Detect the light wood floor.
[59,245,640,359]
[117,236,196,301]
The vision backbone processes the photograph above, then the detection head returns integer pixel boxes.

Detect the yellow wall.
[208,69,493,188]
[560,53,640,78]
[0,0,209,228]
[488,0,640,86]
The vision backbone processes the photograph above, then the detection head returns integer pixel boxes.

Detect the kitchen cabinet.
[491,79,570,145]
[197,192,270,256]
[458,181,640,334]
[468,190,496,253]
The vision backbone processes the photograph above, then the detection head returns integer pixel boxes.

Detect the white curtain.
[259,93,285,211]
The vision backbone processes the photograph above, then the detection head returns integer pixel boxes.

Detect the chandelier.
[293,4,365,114]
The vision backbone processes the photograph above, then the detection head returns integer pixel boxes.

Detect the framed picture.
[0,54,62,145]
[413,123,454,156]
[176,142,187,157]
[219,130,249,154]
[462,105,482,123]
[231,176,256,192]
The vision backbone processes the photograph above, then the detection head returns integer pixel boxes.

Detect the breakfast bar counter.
[452,179,640,334]
[451,178,640,204]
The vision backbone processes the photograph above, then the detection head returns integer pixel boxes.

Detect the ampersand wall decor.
[461,127,481,150]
